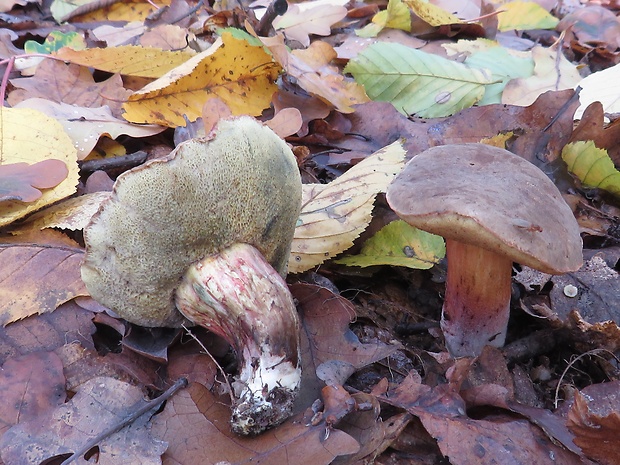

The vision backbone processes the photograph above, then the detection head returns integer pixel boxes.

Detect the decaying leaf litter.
[1,0,620,463]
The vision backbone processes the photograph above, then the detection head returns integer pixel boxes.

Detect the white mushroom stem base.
[441,240,512,357]
[175,243,301,435]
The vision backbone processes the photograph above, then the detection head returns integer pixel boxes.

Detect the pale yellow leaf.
[54,45,194,79]
[15,99,165,159]
[273,2,347,46]
[123,32,281,127]
[501,45,581,106]
[497,1,559,31]
[357,0,411,37]
[0,108,78,227]
[404,0,462,26]
[12,192,111,234]
[289,141,407,273]
[574,62,620,120]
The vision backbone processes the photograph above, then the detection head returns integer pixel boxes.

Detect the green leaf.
[334,220,445,269]
[24,31,85,54]
[465,47,534,105]
[344,42,495,117]
[498,1,559,32]
[562,141,620,197]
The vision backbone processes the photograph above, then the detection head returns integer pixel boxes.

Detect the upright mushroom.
[81,116,302,435]
[386,143,582,357]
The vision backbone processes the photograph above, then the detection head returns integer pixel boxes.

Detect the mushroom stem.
[442,240,512,357]
[174,243,301,435]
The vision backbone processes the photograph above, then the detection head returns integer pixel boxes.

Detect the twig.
[256,0,288,36]
[60,377,188,465]
[79,151,149,173]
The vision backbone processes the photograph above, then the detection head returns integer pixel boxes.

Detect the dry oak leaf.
[0,107,78,227]
[273,0,348,47]
[0,243,87,326]
[289,140,406,273]
[8,59,132,118]
[0,376,167,465]
[54,44,194,79]
[123,32,281,127]
[151,382,359,464]
[567,381,620,465]
[262,36,369,114]
[15,98,165,159]
[0,159,68,203]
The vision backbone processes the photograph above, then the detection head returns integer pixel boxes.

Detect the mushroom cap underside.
[81,117,302,327]
[386,143,582,274]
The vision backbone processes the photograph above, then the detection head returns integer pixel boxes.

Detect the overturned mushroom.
[81,116,302,435]
[386,144,582,357]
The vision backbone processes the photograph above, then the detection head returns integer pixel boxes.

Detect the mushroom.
[81,116,302,435]
[386,143,582,357]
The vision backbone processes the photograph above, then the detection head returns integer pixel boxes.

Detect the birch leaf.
[562,141,620,197]
[289,141,406,273]
[344,42,494,117]
[404,0,461,26]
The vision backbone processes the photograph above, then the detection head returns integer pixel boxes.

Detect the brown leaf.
[567,381,620,465]
[8,59,132,118]
[0,243,87,326]
[292,284,399,407]
[0,299,95,366]
[151,382,360,464]
[0,376,167,464]
[0,352,65,437]
[0,159,68,203]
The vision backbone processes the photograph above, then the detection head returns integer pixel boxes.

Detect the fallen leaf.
[123,32,280,127]
[501,45,581,107]
[574,61,620,120]
[266,107,303,138]
[55,44,194,79]
[151,382,360,464]
[0,107,78,227]
[9,59,132,118]
[335,219,445,269]
[273,1,347,46]
[262,35,369,114]
[357,0,411,38]
[15,98,165,159]
[0,352,65,437]
[289,140,406,273]
[497,1,559,31]
[0,376,168,464]
[345,42,494,117]
[0,159,68,203]
[562,140,620,197]
[0,243,87,326]
[567,381,620,465]
[404,0,462,26]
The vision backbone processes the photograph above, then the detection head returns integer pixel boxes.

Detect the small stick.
[61,377,188,465]
[256,0,288,36]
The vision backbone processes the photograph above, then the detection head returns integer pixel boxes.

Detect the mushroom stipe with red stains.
[81,116,302,435]
[386,143,583,357]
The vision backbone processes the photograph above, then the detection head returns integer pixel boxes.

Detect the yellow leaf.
[562,141,620,197]
[289,141,406,273]
[122,32,281,127]
[0,108,78,227]
[55,46,194,79]
[404,0,461,26]
[357,0,411,37]
[497,1,559,31]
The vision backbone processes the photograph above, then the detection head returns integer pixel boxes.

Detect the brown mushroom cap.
[386,143,582,274]
[81,117,302,327]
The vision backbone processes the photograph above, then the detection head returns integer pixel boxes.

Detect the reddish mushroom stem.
[175,243,301,435]
[441,240,512,357]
